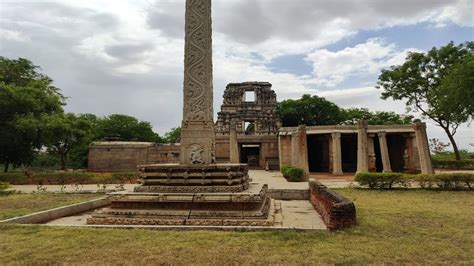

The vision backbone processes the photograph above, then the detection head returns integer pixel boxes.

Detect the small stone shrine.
[87,0,274,226]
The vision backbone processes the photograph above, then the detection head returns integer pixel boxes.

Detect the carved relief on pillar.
[180,0,215,165]
[183,0,213,123]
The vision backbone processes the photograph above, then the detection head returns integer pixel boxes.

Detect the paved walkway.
[45,199,327,230]
[9,170,354,193]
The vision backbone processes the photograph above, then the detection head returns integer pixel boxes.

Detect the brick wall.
[308,178,356,230]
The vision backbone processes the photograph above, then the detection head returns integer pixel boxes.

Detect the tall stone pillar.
[291,125,310,177]
[180,0,215,165]
[367,134,376,172]
[229,121,239,163]
[378,131,392,173]
[331,132,343,175]
[356,120,369,173]
[413,123,434,174]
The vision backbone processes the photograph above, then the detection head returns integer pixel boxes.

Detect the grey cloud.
[146,0,461,45]
[145,1,185,38]
[105,43,154,61]
[214,0,273,44]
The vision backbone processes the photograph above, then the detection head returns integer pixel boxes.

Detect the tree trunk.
[443,127,461,161]
[3,162,9,173]
[60,154,66,170]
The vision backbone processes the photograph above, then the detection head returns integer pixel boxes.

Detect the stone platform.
[87,183,273,226]
[135,163,250,193]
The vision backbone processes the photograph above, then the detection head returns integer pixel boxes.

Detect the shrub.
[0,171,140,185]
[355,172,406,189]
[0,181,10,192]
[414,173,473,190]
[0,173,30,185]
[282,166,305,182]
[432,159,474,170]
[111,172,140,184]
[356,172,474,190]
[280,165,291,174]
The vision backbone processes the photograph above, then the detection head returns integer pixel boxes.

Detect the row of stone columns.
[270,122,434,175]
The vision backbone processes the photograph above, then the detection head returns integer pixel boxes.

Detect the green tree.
[342,108,414,125]
[377,41,474,160]
[277,94,345,127]
[0,57,64,172]
[163,127,181,143]
[43,113,93,170]
[97,114,161,142]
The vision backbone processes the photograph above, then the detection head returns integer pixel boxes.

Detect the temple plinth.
[87,0,273,227]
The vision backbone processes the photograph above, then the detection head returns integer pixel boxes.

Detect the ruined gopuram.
[87,0,274,226]
[215,82,281,169]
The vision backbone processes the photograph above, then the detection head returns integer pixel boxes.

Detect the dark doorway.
[240,144,260,168]
[387,134,406,172]
[307,134,330,172]
[341,134,357,172]
[373,137,383,172]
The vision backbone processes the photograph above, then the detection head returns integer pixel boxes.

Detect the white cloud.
[305,39,419,87]
[0,28,29,42]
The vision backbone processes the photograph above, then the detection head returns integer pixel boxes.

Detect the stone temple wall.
[88,142,180,172]
[215,82,281,169]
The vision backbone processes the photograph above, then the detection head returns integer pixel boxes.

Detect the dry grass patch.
[0,193,101,220]
[0,189,473,264]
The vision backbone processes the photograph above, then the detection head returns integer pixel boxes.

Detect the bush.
[355,172,406,189]
[356,172,474,190]
[432,159,474,170]
[0,181,10,192]
[0,173,30,185]
[0,171,140,185]
[111,172,140,184]
[414,173,473,190]
[280,165,291,174]
[281,166,305,182]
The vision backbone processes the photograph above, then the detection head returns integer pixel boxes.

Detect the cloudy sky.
[1,0,473,149]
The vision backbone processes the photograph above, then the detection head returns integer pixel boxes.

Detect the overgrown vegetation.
[280,165,305,182]
[0,171,140,185]
[0,189,473,264]
[355,172,474,190]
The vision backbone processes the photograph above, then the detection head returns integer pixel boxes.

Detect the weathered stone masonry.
[308,178,356,230]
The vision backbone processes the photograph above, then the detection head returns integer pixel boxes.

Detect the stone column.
[378,131,392,173]
[229,121,239,163]
[356,120,369,173]
[368,134,376,172]
[180,0,215,165]
[404,133,416,173]
[291,125,310,177]
[331,132,343,175]
[413,123,434,174]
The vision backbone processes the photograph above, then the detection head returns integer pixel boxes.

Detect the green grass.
[0,193,101,220]
[0,189,473,264]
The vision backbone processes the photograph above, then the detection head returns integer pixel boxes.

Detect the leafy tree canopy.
[377,41,473,160]
[342,108,414,125]
[163,127,181,143]
[43,113,93,170]
[0,57,64,172]
[277,94,345,127]
[96,114,162,143]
